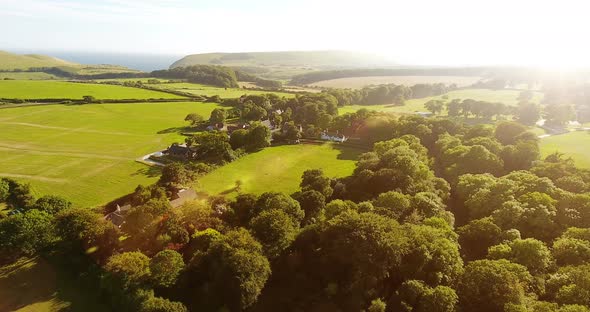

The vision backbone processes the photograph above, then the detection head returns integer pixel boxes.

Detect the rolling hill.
[170,50,398,79]
[0,51,78,70]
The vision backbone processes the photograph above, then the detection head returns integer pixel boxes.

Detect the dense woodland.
[3,93,590,312]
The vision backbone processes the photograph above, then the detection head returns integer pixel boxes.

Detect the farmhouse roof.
[170,188,198,208]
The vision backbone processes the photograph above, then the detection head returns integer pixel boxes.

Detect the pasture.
[0,80,183,100]
[312,75,482,88]
[0,101,222,207]
[339,89,544,115]
[540,131,590,168]
[0,257,107,312]
[199,143,361,197]
[150,82,295,98]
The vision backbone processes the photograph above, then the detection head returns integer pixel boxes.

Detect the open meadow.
[339,89,544,115]
[311,75,482,88]
[149,82,295,98]
[0,102,222,207]
[0,80,183,100]
[540,130,590,168]
[199,143,362,197]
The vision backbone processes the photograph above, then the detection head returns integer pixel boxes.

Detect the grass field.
[312,75,482,88]
[339,89,544,115]
[199,143,362,197]
[0,80,184,100]
[0,102,222,207]
[540,131,590,168]
[0,257,108,312]
[150,82,295,98]
[0,51,77,70]
[0,72,60,80]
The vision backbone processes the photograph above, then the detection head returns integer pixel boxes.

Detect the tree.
[246,122,271,151]
[495,121,529,145]
[249,209,299,259]
[104,251,151,290]
[488,238,553,274]
[296,189,326,225]
[140,295,188,312]
[255,192,304,226]
[209,108,226,124]
[184,113,204,126]
[545,104,575,127]
[0,179,9,202]
[457,259,532,312]
[229,128,248,149]
[150,249,184,288]
[517,101,541,125]
[187,229,270,310]
[368,298,386,312]
[446,99,461,117]
[32,195,72,214]
[424,99,445,115]
[0,209,54,258]
[300,169,333,198]
[458,217,503,261]
[6,181,35,210]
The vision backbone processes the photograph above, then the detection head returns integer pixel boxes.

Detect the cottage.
[415,111,434,118]
[104,204,132,228]
[321,131,347,143]
[169,188,198,208]
[206,123,226,131]
[164,143,195,159]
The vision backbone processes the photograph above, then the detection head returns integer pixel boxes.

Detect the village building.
[169,188,198,208]
[104,204,132,228]
[320,131,348,143]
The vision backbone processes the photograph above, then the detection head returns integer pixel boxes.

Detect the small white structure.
[321,131,348,143]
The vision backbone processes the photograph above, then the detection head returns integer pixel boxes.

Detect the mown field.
[540,131,590,168]
[0,102,222,207]
[199,143,362,197]
[312,75,482,88]
[0,257,108,312]
[339,89,544,115]
[0,80,183,100]
[150,82,295,98]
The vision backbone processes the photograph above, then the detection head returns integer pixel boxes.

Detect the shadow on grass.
[0,257,109,312]
[133,165,162,178]
[331,143,367,161]
[157,126,197,134]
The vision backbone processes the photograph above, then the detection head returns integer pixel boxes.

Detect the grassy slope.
[339,89,544,115]
[150,82,295,98]
[0,80,183,100]
[540,131,590,168]
[0,257,108,312]
[170,51,396,68]
[199,143,361,197]
[0,51,77,70]
[0,72,60,80]
[0,102,221,207]
[312,75,482,88]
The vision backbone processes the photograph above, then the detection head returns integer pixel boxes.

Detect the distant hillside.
[0,51,79,70]
[170,51,398,79]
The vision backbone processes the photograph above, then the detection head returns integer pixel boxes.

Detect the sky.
[1,0,590,67]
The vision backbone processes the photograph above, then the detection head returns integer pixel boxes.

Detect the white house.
[321,131,347,143]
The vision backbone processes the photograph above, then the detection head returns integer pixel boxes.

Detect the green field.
[540,131,590,168]
[0,102,222,207]
[199,143,361,197]
[339,89,544,115]
[0,257,107,312]
[0,72,60,80]
[312,75,482,88]
[0,80,183,100]
[150,82,295,98]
